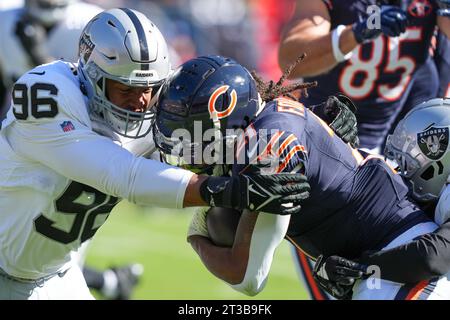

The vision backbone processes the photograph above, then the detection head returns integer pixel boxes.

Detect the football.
[206,207,241,247]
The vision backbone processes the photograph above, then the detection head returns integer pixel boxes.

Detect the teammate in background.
[278,0,449,153]
[0,0,147,300]
[278,0,450,299]
[0,0,100,118]
[154,55,450,299]
[0,8,305,300]
[312,98,450,299]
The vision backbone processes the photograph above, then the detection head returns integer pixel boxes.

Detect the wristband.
[332,25,353,62]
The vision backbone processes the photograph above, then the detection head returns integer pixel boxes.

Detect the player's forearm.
[438,16,450,39]
[279,25,358,78]
[360,220,450,283]
[183,174,208,207]
[189,235,248,284]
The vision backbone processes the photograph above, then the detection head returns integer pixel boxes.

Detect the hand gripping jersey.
[233,98,432,260]
[0,2,102,111]
[303,0,440,150]
[0,61,192,279]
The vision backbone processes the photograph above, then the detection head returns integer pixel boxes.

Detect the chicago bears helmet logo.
[408,0,432,18]
[208,85,237,120]
[418,126,449,160]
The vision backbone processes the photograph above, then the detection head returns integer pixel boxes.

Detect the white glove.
[187,207,210,239]
[435,184,450,225]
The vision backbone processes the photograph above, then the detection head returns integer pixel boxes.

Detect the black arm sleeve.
[359,219,450,283]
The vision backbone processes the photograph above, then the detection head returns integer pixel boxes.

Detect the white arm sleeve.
[230,212,290,296]
[5,119,193,209]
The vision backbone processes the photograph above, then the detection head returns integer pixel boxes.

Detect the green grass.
[85,201,308,300]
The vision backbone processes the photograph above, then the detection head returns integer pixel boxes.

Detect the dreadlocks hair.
[251,53,318,103]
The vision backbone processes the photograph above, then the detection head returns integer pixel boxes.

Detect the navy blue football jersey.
[303,0,440,150]
[234,98,431,259]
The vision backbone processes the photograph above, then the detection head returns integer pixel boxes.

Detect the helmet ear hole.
[420,165,435,181]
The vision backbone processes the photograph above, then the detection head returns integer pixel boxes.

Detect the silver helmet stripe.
[120,7,150,70]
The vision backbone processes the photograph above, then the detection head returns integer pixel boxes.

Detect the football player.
[0,0,104,119]
[313,98,450,299]
[154,55,450,299]
[0,8,306,300]
[279,0,449,154]
[0,0,147,300]
[278,0,450,299]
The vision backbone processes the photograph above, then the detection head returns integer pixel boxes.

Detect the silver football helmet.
[385,98,450,202]
[78,8,171,139]
[25,0,75,26]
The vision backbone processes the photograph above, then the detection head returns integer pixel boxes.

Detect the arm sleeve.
[5,119,194,209]
[359,219,450,283]
[230,213,290,296]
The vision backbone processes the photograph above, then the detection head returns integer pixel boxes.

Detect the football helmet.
[78,8,171,138]
[25,0,75,26]
[385,98,450,202]
[154,55,260,173]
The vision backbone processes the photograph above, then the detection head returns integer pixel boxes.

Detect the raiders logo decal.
[79,33,95,62]
[417,126,449,160]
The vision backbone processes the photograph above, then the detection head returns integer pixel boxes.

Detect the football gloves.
[200,164,310,215]
[313,255,371,300]
[311,94,359,148]
[437,0,450,17]
[352,5,408,43]
[187,207,210,239]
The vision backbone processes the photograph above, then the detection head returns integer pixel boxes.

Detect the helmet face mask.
[385,98,450,202]
[78,8,171,139]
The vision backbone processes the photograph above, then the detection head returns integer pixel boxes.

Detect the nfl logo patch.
[417,126,449,160]
[60,121,75,132]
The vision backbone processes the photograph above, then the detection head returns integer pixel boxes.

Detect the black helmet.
[154,55,260,172]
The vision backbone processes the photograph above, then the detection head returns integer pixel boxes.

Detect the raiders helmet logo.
[417,126,449,160]
[79,33,95,62]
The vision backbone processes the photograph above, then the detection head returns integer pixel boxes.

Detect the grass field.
[85,201,309,300]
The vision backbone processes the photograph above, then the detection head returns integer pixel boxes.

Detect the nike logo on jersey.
[29,71,46,76]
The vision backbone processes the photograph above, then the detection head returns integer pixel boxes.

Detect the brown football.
[206,207,241,247]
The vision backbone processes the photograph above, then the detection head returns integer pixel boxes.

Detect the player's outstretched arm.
[358,218,450,283]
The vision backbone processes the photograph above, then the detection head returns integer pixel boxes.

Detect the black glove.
[437,0,450,17]
[200,164,310,215]
[352,5,408,43]
[311,94,359,148]
[15,15,51,66]
[313,255,371,300]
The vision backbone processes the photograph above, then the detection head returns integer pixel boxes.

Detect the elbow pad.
[230,213,290,296]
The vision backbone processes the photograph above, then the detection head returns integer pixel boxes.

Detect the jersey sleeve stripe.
[257,130,284,161]
[276,144,306,173]
[275,134,297,157]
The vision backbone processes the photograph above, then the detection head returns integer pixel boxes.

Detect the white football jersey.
[435,184,450,225]
[0,60,192,279]
[0,1,102,109]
